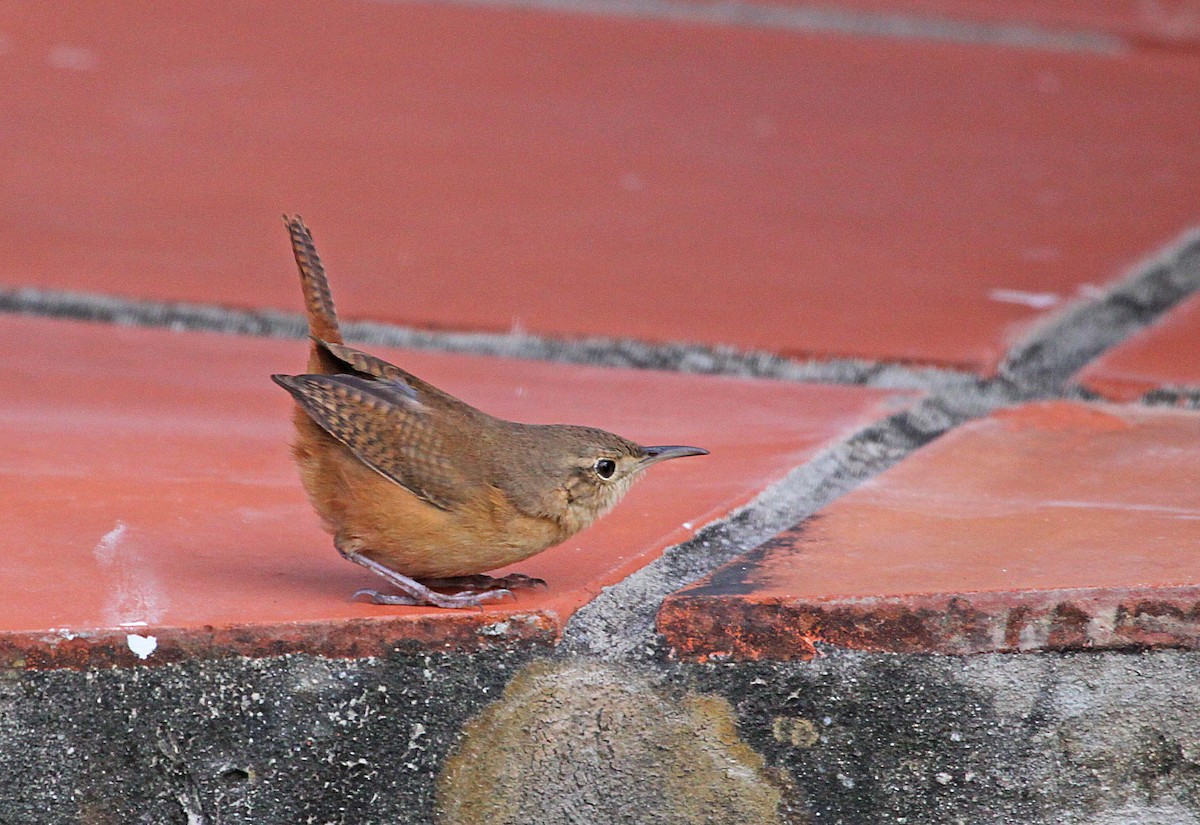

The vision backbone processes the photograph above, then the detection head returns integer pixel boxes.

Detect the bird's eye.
[594,458,617,479]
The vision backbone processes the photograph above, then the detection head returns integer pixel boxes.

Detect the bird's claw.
[352,588,420,605]
[419,573,546,592]
[455,588,516,605]
[496,573,547,591]
[351,587,514,609]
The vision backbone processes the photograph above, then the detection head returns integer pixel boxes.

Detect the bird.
[272,216,708,608]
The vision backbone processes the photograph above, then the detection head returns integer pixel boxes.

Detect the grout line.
[1002,230,1200,391]
[1142,388,1200,409]
[0,285,976,392]
[382,0,1125,54]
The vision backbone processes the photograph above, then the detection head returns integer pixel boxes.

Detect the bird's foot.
[352,587,514,609]
[419,573,547,592]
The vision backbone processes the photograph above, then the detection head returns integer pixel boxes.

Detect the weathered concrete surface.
[0,649,537,824]
[679,651,1200,825]
[5,650,1197,824]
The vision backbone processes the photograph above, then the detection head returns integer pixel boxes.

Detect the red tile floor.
[2,2,1199,370]
[1,1,1199,666]
[0,315,912,665]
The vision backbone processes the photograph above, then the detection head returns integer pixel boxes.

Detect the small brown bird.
[272,217,707,608]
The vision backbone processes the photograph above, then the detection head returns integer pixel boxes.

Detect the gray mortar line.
[382,0,1125,54]
[560,229,1200,661]
[1142,388,1200,408]
[1000,230,1200,390]
[0,285,975,392]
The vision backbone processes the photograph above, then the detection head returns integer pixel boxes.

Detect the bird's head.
[499,424,708,534]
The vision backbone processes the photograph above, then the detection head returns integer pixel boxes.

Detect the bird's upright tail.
[284,215,344,347]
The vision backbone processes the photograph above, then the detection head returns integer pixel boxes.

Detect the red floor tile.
[2,4,1199,370]
[0,315,912,667]
[1076,293,1200,400]
[659,401,1200,661]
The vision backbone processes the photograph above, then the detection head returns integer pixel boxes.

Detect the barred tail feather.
[284,215,343,346]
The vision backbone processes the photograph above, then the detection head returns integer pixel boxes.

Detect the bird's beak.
[639,445,709,468]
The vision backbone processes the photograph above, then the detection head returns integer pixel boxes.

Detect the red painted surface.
[0,315,911,667]
[2,3,1199,369]
[1077,292,1200,400]
[660,401,1200,661]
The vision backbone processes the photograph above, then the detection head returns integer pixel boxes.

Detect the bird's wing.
[315,340,475,412]
[272,372,475,511]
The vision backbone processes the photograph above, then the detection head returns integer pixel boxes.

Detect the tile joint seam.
[0,284,975,392]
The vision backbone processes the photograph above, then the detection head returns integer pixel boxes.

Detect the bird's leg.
[418,573,548,592]
[349,556,516,608]
[335,536,514,609]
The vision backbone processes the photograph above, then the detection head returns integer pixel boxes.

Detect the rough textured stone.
[681,650,1200,825]
[0,649,536,825]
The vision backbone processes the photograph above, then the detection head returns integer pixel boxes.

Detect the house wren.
[272,217,707,608]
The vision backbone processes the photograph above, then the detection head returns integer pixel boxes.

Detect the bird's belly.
[357,484,565,579]
[296,430,564,579]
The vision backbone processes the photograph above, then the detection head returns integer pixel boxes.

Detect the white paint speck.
[682,522,694,530]
[1046,499,1200,518]
[988,289,1060,310]
[47,44,98,71]
[126,634,158,659]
